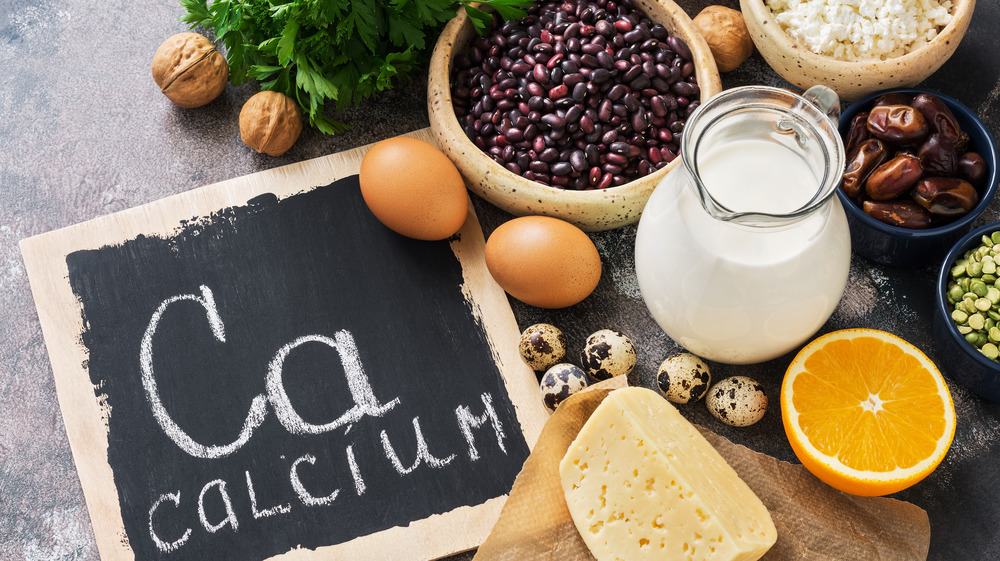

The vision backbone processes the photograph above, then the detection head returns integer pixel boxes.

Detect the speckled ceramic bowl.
[740,0,975,102]
[935,221,1000,402]
[835,88,998,267]
[428,1,722,232]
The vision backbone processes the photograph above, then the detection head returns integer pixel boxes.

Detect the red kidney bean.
[606,153,628,165]
[506,128,525,143]
[666,35,690,60]
[589,166,602,185]
[532,63,549,84]
[590,68,612,84]
[451,0,697,190]
[529,160,549,174]
[630,74,651,90]
[647,146,662,163]
[551,161,573,176]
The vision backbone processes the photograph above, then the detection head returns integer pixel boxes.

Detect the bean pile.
[450,0,700,190]
[947,231,1000,361]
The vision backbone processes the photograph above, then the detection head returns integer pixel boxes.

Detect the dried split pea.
[947,231,1000,362]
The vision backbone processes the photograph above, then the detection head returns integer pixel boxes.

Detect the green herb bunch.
[181,0,532,134]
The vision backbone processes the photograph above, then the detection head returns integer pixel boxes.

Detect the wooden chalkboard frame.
[20,129,548,561]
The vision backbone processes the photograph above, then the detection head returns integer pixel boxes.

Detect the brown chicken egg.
[359,136,469,241]
[484,216,601,309]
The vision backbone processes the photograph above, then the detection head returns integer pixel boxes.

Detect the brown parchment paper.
[474,379,931,561]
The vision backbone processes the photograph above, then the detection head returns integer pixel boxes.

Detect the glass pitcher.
[635,85,850,365]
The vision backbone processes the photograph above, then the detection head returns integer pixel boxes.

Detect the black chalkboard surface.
[20,133,547,561]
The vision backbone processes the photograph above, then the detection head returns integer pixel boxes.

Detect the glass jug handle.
[801,85,841,124]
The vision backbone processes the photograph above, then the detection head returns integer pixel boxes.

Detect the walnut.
[693,6,754,72]
[151,32,228,108]
[239,91,303,156]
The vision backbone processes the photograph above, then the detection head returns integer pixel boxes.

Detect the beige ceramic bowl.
[740,0,975,102]
[428,1,722,232]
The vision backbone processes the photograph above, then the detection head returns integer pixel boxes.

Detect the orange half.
[781,329,956,496]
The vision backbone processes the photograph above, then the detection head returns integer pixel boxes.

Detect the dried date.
[865,154,923,201]
[862,200,933,229]
[843,138,888,199]
[873,93,913,107]
[913,177,979,217]
[867,105,929,144]
[958,152,987,187]
[911,93,961,143]
[918,133,958,177]
[844,111,871,158]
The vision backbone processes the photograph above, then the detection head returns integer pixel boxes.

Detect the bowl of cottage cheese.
[739,0,975,101]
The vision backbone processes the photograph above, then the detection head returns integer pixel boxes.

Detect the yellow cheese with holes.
[559,387,777,561]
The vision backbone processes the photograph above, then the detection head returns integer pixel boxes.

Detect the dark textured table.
[1,1,998,560]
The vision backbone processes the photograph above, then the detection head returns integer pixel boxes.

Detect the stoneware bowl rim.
[740,0,976,101]
[935,221,1000,376]
[427,0,723,231]
[835,87,999,242]
[741,0,975,70]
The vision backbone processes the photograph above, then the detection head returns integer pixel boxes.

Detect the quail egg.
[579,329,637,381]
[657,353,711,404]
[518,323,567,372]
[540,363,589,412]
[705,376,768,427]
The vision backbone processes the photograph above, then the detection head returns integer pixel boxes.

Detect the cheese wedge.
[559,387,777,561]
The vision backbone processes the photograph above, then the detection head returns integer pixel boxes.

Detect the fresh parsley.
[180,0,533,135]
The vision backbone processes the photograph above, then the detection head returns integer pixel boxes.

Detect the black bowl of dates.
[934,221,1000,402]
[836,88,998,267]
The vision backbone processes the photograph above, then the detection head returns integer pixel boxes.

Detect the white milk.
[635,137,851,364]
[700,139,817,215]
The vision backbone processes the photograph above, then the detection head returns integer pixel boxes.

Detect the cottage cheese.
[766,0,954,61]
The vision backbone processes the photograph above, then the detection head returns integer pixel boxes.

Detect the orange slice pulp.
[781,329,956,496]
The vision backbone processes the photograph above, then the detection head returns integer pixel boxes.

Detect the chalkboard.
[20,131,548,561]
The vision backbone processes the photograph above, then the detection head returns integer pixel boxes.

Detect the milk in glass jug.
[635,86,850,364]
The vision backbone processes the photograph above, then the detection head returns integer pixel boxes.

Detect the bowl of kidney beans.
[427,0,721,231]
[835,88,998,267]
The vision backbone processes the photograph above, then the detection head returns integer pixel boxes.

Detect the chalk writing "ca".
[139,285,401,459]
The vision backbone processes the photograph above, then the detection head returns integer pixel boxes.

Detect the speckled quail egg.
[540,363,589,412]
[705,376,768,427]
[518,323,567,372]
[657,353,711,404]
[579,329,637,381]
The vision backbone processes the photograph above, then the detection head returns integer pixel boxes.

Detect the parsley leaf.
[182,0,531,135]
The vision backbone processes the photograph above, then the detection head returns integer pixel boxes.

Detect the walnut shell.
[239,91,303,156]
[693,6,754,73]
[151,32,228,108]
